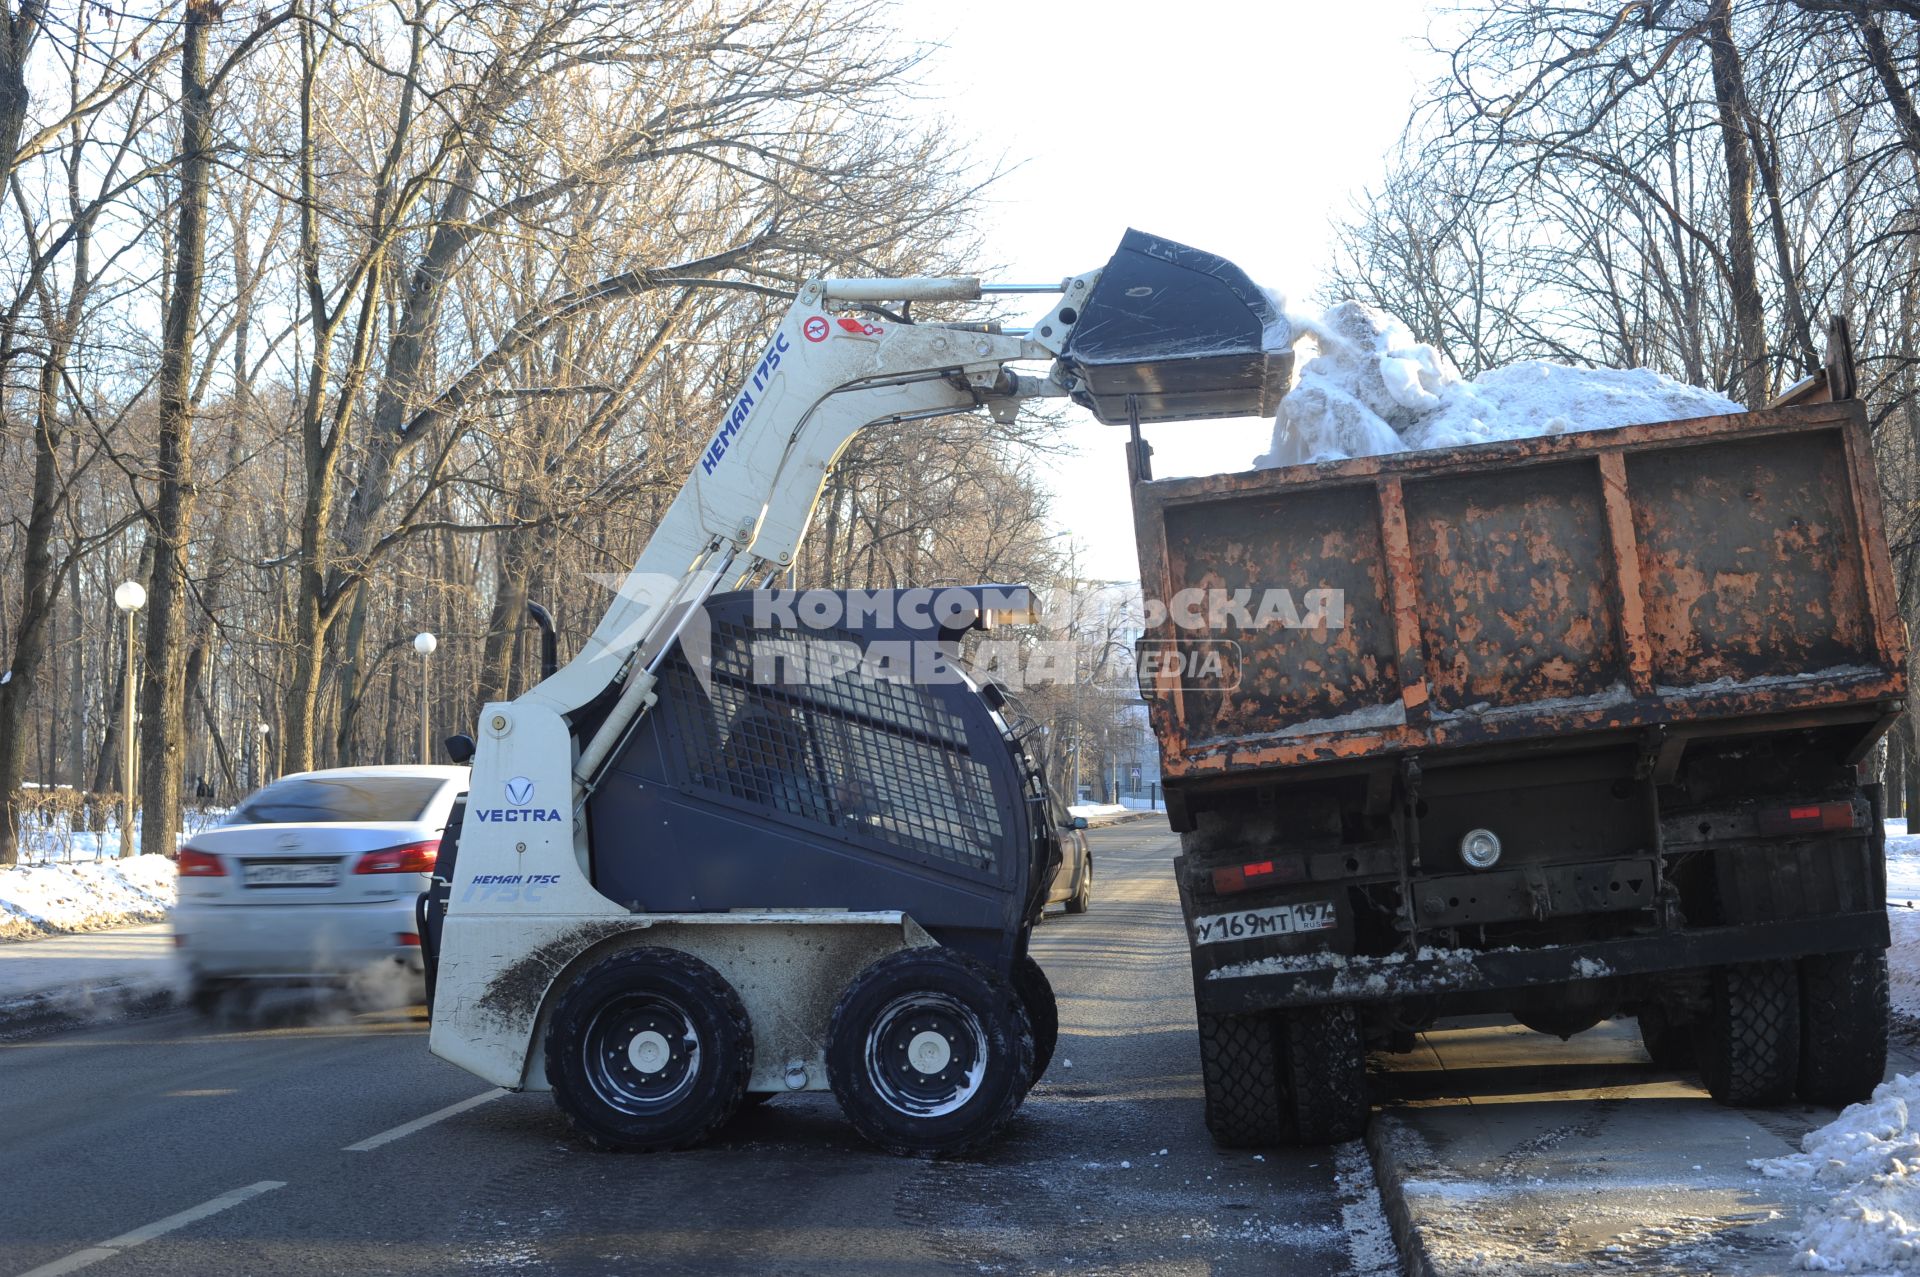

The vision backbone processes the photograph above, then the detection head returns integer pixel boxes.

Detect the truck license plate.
[244,861,339,888]
[1193,901,1336,946]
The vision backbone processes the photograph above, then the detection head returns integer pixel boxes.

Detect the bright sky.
[902,0,1441,580]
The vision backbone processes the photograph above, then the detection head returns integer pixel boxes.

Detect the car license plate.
[1193,900,1337,946]
[244,860,339,888]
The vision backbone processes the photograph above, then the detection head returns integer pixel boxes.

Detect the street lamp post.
[112,580,145,858]
[414,632,437,764]
[258,722,272,786]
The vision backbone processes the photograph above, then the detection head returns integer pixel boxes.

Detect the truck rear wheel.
[1697,961,1799,1108]
[543,946,753,1152]
[826,948,1032,1157]
[1196,1011,1290,1147]
[1799,948,1889,1107]
[1012,954,1059,1085]
[1284,1004,1369,1143]
[1635,1005,1696,1070]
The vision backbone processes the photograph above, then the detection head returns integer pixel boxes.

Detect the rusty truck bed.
[1132,400,1907,786]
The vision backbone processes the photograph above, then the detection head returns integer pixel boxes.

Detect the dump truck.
[1123,312,1907,1145]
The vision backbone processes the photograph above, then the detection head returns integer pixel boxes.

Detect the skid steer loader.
[421,230,1289,1155]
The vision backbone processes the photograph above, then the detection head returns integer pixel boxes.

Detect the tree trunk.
[1888,728,1906,820]
[138,0,214,859]
[1704,1,1771,407]
[0,350,69,865]
[0,1,42,191]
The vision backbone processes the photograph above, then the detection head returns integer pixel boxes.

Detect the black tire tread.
[826,947,1032,1157]
[1637,1005,1696,1070]
[1196,1011,1289,1148]
[1012,954,1059,1084]
[1698,961,1799,1108]
[1799,948,1889,1107]
[1284,1004,1369,1144]
[544,946,752,1153]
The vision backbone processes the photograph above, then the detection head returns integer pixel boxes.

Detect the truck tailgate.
[1134,401,1907,781]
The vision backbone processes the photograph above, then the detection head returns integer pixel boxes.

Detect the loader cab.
[584,586,1056,973]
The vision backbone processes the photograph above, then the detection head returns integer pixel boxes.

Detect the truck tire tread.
[1196,1011,1290,1147]
[1285,1004,1369,1144]
[1698,961,1799,1108]
[1799,948,1888,1108]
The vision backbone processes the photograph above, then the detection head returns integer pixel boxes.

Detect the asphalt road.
[0,820,1396,1277]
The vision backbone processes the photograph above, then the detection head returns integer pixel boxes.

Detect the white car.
[173,765,468,1008]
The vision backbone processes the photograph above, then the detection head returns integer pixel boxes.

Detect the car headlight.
[1460,828,1502,870]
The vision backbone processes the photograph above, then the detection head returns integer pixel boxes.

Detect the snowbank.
[1255,300,1742,467]
[0,855,176,942]
[1755,1074,1920,1271]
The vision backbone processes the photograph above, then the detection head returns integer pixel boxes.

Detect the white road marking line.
[343,1087,506,1152]
[15,1180,285,1277]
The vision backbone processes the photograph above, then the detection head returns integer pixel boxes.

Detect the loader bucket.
[1060,229,1294,425]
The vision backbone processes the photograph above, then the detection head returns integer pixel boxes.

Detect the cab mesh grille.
[651,623,1002,870]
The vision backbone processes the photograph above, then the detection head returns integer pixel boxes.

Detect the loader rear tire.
[1284,1003,1370,1144]
[544,946,753,1153]
[1697,961,1799,1108]
[1011,954,1059,1085]
[827,948,1032,1157]
[1196,1011,1290,1148]
[1799,948,1889,1108]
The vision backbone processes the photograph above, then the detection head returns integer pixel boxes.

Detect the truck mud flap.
[1195,910,1889,1015]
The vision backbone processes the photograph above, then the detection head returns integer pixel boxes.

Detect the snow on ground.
[0,854,176,942]
[1755,1074,1920,1271]
[1254,300,1742,467]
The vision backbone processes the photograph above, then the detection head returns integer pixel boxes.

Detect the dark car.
[1046,809,1092,914]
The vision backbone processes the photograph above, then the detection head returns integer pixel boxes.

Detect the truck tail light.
[177,848,226,877]
[354,840,440,875]
[1212,860,1276,895]
[1757,803,1858,837]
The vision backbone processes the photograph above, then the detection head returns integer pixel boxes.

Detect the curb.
[1364,1116,1440,1277]
[0,975,178,1040]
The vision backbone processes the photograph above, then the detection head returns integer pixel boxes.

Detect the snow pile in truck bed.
[1754,1073,1920,1271]
[1254,300,1743,467]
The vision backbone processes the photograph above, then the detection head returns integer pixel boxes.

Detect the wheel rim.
[583,993,701,1115]
[864,991,987,1117]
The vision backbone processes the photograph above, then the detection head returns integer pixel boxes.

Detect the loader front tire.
[1799,948,1889,1108]
[1697,961,1799,1108]
[826,947,1032,1157]
[1011,954,1059,1086]
[1196,1010,1290,1148]
[544,946,753,1153]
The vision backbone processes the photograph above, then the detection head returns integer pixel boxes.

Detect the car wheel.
[1065,855,1092,915]
[543,946,753,1152]
[826,947,1032,1157]
[1011,953,1059,1085]
[187,977,230,1018]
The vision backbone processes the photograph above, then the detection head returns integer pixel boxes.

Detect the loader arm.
[522,271,1094,798]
